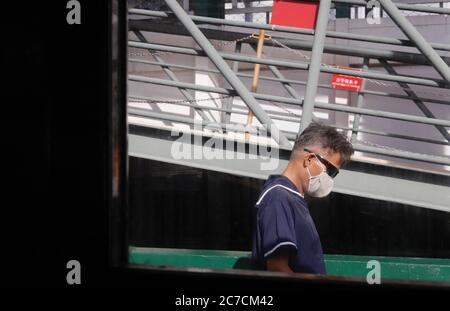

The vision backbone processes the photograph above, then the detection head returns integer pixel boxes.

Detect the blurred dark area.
[1,0,126,289]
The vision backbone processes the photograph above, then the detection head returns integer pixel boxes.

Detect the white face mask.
[306,157,334,198]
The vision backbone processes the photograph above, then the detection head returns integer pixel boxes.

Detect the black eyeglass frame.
[304,148,340,178]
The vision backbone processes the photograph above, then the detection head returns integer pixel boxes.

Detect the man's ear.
[302,153,313,168]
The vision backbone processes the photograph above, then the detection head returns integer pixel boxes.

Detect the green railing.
[129,247,450,283]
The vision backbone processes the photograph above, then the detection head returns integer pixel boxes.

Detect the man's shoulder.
[256,183,304,208]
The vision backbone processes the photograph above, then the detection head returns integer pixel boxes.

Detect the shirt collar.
[266,174,303,195]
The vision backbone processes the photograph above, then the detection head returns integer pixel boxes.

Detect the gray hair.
[291,122,354,164]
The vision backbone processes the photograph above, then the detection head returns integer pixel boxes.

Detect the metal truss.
[127,0,450,208]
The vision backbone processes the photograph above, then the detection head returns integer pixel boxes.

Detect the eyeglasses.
[304,148,339,178]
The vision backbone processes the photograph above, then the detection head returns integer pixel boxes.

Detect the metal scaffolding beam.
[128,108,450,166]
[351,57,369,142]
[300,0,332,133]
[351,143,450,166]
[129,94,449,146]
[222,41,242,126]
[268,37,450,68]
[128,19,450,66]
[129,58,450,106]
[248,44,319,123]
[129,107,260,135]
[378,0,450,83]
[128,41,449,88]
[132,30,213,123]
[127,4,450,177]
[333,0,450,14]
[129,8,450,52]
[379,59,450,144]
[164,0,291,148]
[128,75,450,127]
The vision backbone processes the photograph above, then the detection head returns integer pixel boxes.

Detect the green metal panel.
[335,3,351,18]
[191,0,225,18]
[130,247,246,269]
[129,247,450,283]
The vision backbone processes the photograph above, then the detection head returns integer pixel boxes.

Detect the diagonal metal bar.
[133,30,213,123]
[259,64,327,125]
[221,41,242,127]
[164,0,291,147]
[351,58,370,142]
[379,59,450,144]
[299,0,332,133]
[249,43,319,124]
[378,0,450,84]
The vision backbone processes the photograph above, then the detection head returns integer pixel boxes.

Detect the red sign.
[271,0,319,30]
[331,74,364,91]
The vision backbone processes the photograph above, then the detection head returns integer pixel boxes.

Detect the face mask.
[306,158,334,198]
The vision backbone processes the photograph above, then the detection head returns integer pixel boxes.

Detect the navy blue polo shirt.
[251,175,326,274]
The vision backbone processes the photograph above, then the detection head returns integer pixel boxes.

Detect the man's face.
[303,148,342,177]
[297,147,342,195]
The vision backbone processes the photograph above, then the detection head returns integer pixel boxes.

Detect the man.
[251,122,354,274]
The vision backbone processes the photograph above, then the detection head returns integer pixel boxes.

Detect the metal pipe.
[359,88,450,106]
[248,43,317,122]
[128,8,450,51]
[264,63,324,123]
[128,106,450,166]
[379,59,450,144]
[133,30,213,123]
[333,0,450,14]
[267,37,450,68]
[131,92,311,125]
[129,95,303,124]
[129,106,261,135]
[222,41,242,126]
[129,57,450,106]
[129,16,450,66]
[351,143,450,166]
[129,96,249,117]
[268,65,301,104]
[163,0,291,148]
[129,95,449,146]
[351,57,369,142]
[282,134,450,165]
[300,0,332,133]
[128,74,450,127]
[378,0,450,83]
[336,125,449,146]
[126,20,450,66]
[128,41,448,88]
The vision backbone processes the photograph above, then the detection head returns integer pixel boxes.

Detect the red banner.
[271,0,319,30]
